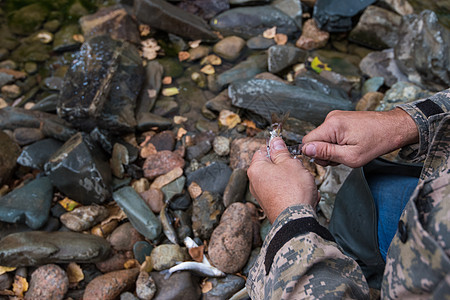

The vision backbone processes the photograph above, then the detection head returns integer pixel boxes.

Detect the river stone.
[313,0,376,32]
[25,264,68,300]
[210,6,299,39]
[83,268,140,300]
[13,127,45,146]
[58,35,144,133]
[121,292,139,300]
[0,231,111,267]
[151,244,187,271]
[0,24,19,51]
[143,150,185,180]
[272,0,303,28]
[378,0,413,16]
[0,177,52,230]
[349,6,402,50]
[213,136,230,156]
[108,222,145,252]
[376,81,433,111]
[174,210,192,241]
[160,176,186,202]
[8,3,49,36]
[268,45,307,73]
[186,140,212,161]
[53,24,82,52]
[0,131,20,184]
[209,203,253,273]
[394,10,450,91]
[295,18,330,50]
[362,77,385,95]
[137,112,172,131]
[177,0,230,20]
[203,275,246,300]
[60,205,109,232]
[133,241,154,264]
[187,162,232,195]
[359,49,409,87]
[213,36,246,61]
[223,169,248,207]
[136,271,157,300]
[191,191,224,240]
[113,187,162,240]
[136,61,164,114]
[229,138,265,170]
[95,252,130,273]
[170,193,192,211]
[140,188,164,213]
[45,132,112,205]
[246,36,276,50]
[80,5,140,44]
[0,273,12,290]
[229,78,353,126]
[10,39,51,62]
[243,247,261,276]
[133,0,217,41]
[151,271,201,300]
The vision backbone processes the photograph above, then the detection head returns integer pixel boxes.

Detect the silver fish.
[160,202,179,245]
[162,261,226,279]
[267,112,303,158]
[183,237,211,266]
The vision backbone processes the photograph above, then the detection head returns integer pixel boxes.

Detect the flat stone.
[188,45,211,61]
[187,162,232,195]
[246,36,275,50]
[186,140,212,161]
[44,132,112,205]
[0,231,111,267]
[136,271,157,300]
[60,205,109,232]
[133,241,154,264]
[213,36,246,61]
[203,275,246,300]
[295,18,330,50]
[140,188,165,213]
[0,131,20,184]
[136,61,164,114]
[137,112,172,131]
[229,138,265,170]
[83,268,140,300]
[151,244,187,271]
[25,264,69,300]
[151,271,201,300]
[192,191,224,240]
[17,138,63,171]
[113,187,162,240]
[272,0,303,28]
[108,222,145,252]
[223,169,248,207]
[176,0,229,20]
[13,127,45,146]
[143,151,185,180]
[268,45,307,73]
[0,177,53,230]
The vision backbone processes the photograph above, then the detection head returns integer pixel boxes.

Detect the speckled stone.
[25,264,69,300]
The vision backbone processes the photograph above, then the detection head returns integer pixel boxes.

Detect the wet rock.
[45,132,112,205]
[272,0,303,28]
[151,167,183,190]
[137,61,164,114]
[136,271,157,300]
[260,218,271,241]
[187,162,232,195]
[58,35,144,133]
[113,187,162,240]
[359,49,409,87]
[268,45,307,73]
[376,81,433,111]
[378,0,413,16]
[111,143,129,179]
[203,275,246,300]
[209,203,253,273]
[30,94,58,112]
[0,177,52,230]
[210,6,299,39]
[356,92,384,111]
[229,138,265,170]
[0,25,19,51]
[25,264,69,300]
[213,136,230,156]
[140,188,165,213]
[213,36,246,61]
[170,193,192,211]
[394,10,450,91]
[121,292,139,300]
[1,84,21,99]
[177,0,230,21]
[294,73,349,100]
[189,45,211,61]
[143,151,185,180]
[133,0,218,41]
[96,252,129,273]
[10,39,51,62]
[153,97,179,117]
[83,268,140,300]
[80,5,140,44]
[60,205,109,232]
[295,18,330,50]
[174,210,192,241]
[313,0,376,32]
[137,112,172,131]
[158,57,184,78]
[0,231,111,267]
[186,140,212,161]
[161,176,186,202]
[13,127,45,146]
[192,191,224,240]
[150,130,176,152]
[0,273,12,290]
[151,244,187,270]
[44,19,61,32]
[108,222,145,252]
[0,131,20,184]
[8,3,49,36]
[151,271,201,300]
[53,24,82,52]
[133,241,154,264]
[223,169,248,207]
[349,6,402,50]
[246,36,276,50]
[242,247,261,276]
[362,77,385,95]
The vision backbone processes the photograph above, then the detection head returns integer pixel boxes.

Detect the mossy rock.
[8,3,49,36]
[157,57,184,78]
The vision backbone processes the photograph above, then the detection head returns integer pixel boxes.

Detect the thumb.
[302,142,348,164]
[270,138,292,164]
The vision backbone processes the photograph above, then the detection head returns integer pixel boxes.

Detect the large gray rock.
[272,0,303,28]
[0,231,111,267]
[229,78,353,125]
[0,131,20,185]
[136,61,164,114]
[377,0,413,16]
[45,133,112,205]
[375,81,434,111]
[394,10,450,91]
[192,191,224,240]
[210,6,299,39]
[187,162,232,195]
[133,0,218,41]
[0,177,53,230]
[58,35,144,133]
[151,271,201,300]
[203,275,246,300]
[349,6,402,50]
[17,138,63,170]
[8,3,49,36]
[268,45,307,73]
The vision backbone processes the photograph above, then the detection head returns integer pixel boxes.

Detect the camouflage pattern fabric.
[246,89,450,299]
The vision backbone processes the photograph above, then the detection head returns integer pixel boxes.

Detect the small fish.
[161,261,226,279]
[267,112,303,158]
[160,202,179,245]
[184,237,211,266]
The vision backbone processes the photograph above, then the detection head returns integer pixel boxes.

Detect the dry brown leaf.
[67,262,84,284]
[241,119,256,129]
[124,259,139,269]
[91,219,118,238]
[202,280,213,293]
[140,256,153,273]
[141,38,161,60]
[188,245,205,262]
[200,54,222,66]
[59,197,82,211]
[176,127,187,140]
[72,34,85,43]
[188,182,202,199]
[274,33,287,45]
[139,24,151,36]
[162,76,172,85]
[178,51,190,62]
[0,266,16,276]
[174,116,188,125]
[101,204,127,225]
[219,110,241,129]
[162,87,179,96]
[189,39,202,48]
[13,276,28,297]
[200,64,215,75]
[263,26,277,39]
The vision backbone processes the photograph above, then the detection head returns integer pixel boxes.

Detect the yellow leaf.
[162,87,179,97]
[0,266,16,276]
[263,26,277,39]
[59,197,82,211]
[139,24,151,36]
[124,259,139,269]
[200,64,215,75]
[200,54,222,66]
[13,276,28,297]
[140,256,153,273]
[67,262,84,284]
[201,280,213,293]
[174,116,188,125]
[219,110,241,129]
[311,56,331,74]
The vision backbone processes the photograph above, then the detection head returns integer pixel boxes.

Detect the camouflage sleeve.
[246,204,370,299]
[397,88,450,161]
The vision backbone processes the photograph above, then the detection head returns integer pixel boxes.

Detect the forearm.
[246,205,370,299]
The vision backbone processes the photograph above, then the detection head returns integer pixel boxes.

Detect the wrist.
[386,108,419,150]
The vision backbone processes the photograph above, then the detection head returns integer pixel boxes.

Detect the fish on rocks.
[161,261,226,279]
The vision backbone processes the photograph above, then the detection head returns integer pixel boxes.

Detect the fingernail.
[272,139,286,150]
[304,144,316,156]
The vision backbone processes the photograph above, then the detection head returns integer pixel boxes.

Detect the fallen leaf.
[200,64,215,75]
[287,73,294,82]
[140,256,153,273]
[72,34,85,43]
[263,26,277,39]
[91,219,118,238]
[67,262,84,284]
[124,259,139,269]
[178,51,190,62]
[189,39,202,48]
[188,245,205,262]
[274,33,287,45]
[0,266,16,276]
[162,76,172,85]
[219,110,241,129]
[13,276,28,297]
[141,38,161,60]
[162,87,179,96]
[200,54,222,66]
[311,56,331,74]
[176,127,187,140]
[188,182,202,199]
[59,197,82,211]
[241,119,256,129]
[139,24,151,36]
[174,116,188,125]
[101,204,127,225]
[201,280,213,293]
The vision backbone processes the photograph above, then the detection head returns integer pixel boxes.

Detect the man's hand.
[301,108,419,168]
[247,137,319,223]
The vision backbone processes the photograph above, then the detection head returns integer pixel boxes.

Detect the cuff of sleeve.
[396,103,428,160]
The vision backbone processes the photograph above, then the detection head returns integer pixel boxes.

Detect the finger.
[302,122,335,145]
[302,142,349,165]
[251,146,270,164]
[269,137,292,164]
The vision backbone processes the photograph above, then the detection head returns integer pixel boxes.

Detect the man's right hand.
[301,108,419,168]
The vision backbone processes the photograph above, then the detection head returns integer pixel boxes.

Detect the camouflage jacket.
[246,89,450,299]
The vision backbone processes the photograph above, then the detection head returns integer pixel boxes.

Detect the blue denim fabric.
[367,174,419,261]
